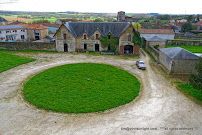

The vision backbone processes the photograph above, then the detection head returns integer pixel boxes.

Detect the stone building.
[146,36,166,49]
[159,47,199,74]
[138,29,175,40]
[54,22,139,55]
[117,11,126,22]
[0,17,8,25]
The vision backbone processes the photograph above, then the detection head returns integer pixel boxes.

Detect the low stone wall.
[0,42,56,51]
[146,44,160,62]
[166,40,202,46]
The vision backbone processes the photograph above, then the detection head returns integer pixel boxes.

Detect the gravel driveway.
[0,51,201,135]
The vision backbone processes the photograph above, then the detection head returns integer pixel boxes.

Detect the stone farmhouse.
[55,22,140,55]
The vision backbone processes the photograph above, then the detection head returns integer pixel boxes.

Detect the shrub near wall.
[0,42,56,51]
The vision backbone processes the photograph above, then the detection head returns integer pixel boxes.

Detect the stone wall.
[171,59,199,74]
[166,40,202,46]
[0,42,56,51]
[146,41,166,49]
[146,44,160,62]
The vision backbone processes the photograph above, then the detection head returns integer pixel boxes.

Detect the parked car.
[136,60,146,70]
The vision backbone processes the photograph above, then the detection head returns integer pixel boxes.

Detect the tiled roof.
[0,17,8,22]
[5,17,34,22]
[64,22,129,37]
[160,47,199,59]
[82,20,91,22]
[42,23,60,28]
[0,25,23,30]
[25,24,48,30]
[147,36,166,41]
[139,29,175,34]
[196,20,202,26]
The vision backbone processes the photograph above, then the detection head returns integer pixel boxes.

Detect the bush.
[154,45,159,50]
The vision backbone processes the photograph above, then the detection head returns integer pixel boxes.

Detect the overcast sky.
[0,0,202,14]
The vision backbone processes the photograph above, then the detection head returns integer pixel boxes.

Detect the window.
[108,45,111,50]
[13,30,15,32]
[96,34,99,39]
[21,35,25,39]
[108,34,111,39]
[84,44,87,50]
[1,37,4,40]
[0,31,1,34]
[15,30,17,33]
[84,34,87,39]
[63,34,67,39]
[6,30,10,33]
[23,29,25,32]
[128,35,131,41]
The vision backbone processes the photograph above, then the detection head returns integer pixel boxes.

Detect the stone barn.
[146,36,166,49]
[54,22,140,55]
[159,47,199,74]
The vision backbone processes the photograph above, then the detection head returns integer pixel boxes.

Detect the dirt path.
[0,51,201,135]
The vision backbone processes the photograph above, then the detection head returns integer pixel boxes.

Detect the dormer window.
[128,34,131,41]
[95,34,99,39]
[108,34,111,39]
[63,34,67,39]
[83,34,87,39]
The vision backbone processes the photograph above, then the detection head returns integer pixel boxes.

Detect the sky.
[0,0,202,14]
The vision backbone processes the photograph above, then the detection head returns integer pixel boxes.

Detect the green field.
[166,45,202,53]
[0,52,35,73]
[24,63,140,113]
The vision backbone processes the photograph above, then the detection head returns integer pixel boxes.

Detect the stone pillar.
[119,45,124,55]
[133,45,140,55]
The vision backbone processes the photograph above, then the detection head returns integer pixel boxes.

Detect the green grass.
[0,52,35,73]
[178,83,202,101]
[166,45,202,53]
[24,63,140,113]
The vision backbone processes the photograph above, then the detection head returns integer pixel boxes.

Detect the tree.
[189,57,202,90]
[197,14,200,21]
[187,15,193,22]
[181,22,192,32]
[93,18,103,22]
[132,22,142,30]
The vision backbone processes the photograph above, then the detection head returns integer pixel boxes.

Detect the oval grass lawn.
[24,63,140,113]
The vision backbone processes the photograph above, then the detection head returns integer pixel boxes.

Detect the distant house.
[0,17,8,25]
[159,47,199,74]
[0,25,27,42]
[24,24,48,41]
[176,19,187,23]
[138,29,175,40]
[195,20,202,31]
[54,22,139,55]
[42,23,60,33]
[146,36,166,49]
[56,19,78,25]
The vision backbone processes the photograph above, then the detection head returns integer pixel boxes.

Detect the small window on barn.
[23,29,25,32]
[63,34,67,39]
[84,44,87,50]
[95,34,99,39]
[128,35,132,41]
[6,30,10,33]
[0,31,1,34]
[15,30,17,33]
[83,34,87,39]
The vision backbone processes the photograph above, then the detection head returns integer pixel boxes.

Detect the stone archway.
[124,45,133,54]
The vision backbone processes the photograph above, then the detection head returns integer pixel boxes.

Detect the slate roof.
[64,22,130,37]
[138,29,175,34]
[160,47,199,59]
[0,17,8,22]
[0,25,23,30]
[147,36,166,41]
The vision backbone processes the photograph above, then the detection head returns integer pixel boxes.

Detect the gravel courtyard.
[0,51,201,135]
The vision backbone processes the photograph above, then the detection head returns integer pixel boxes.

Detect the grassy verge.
[0,49,58,53]
[0,52,35,73]
[24,63,140,113]
[166,45,202,53]
[177,83,202,101]
[142,48,156,62]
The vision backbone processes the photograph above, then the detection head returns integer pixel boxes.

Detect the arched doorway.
[124,45,133,54]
